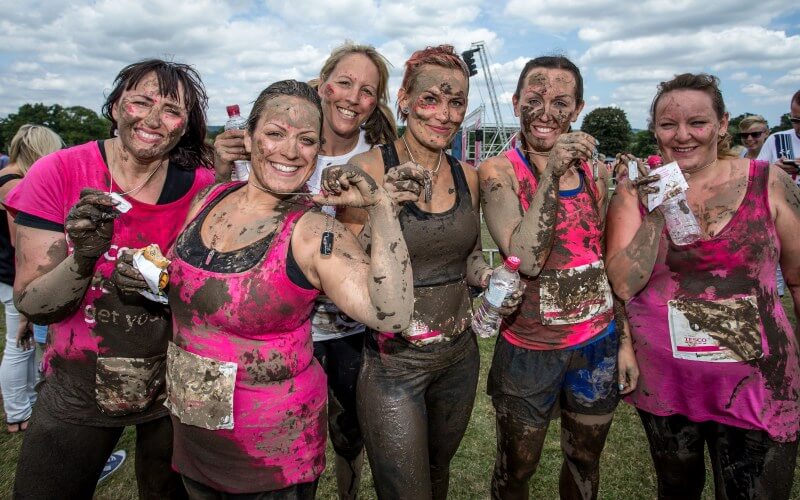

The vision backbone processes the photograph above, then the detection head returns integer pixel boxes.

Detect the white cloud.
[773,69,800,87]
[741,83,773,96]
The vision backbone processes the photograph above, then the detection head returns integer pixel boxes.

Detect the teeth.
[137,130,160,140]
[674,147,694,152]
[272,162,299,173]
[535,127,554,133]
[337,107,356,118]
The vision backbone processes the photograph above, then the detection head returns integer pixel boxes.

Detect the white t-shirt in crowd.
[757,129,800,186]
[309,130,372,342]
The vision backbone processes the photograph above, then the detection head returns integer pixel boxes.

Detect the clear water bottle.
[660,192,701,245]
[225,105,251,181]
[225,104,247,131]
[472,256,521,338]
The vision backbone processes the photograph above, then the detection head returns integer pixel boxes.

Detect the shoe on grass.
[98,450,126,485]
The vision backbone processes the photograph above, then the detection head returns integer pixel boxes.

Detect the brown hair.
[397,45,469,121]
[650,73,735,159]
[314,42,397,145]
[102,59,213,170]
[738,114,768,131]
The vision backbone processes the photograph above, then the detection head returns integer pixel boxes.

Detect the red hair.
[398,45,469,120]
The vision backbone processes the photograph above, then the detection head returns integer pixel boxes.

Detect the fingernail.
[595,139,601,146]
[618,383,625,391]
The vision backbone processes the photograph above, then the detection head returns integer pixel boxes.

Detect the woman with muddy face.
[304,42,397,500]
[606,73,800,499]
[479,56,632,500]
[337,45,510,500]
[141,80,413,498]
[6,59,215,498]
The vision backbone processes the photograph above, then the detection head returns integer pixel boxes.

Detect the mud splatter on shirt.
[626,161,800,442]
[167,183,325,493]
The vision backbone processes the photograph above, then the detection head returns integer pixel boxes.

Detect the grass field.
[1,303,799,498]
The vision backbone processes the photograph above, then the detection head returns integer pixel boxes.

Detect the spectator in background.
[0,151,9,168]
[0,124,63,433]
[758,90,800,184]
[738,114,769,160]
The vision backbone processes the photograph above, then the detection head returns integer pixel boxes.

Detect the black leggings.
[312,334,363,460]
[14,402,185,499]
[638,409,799,500]
[357,333,480,500]
[181,475,317,499]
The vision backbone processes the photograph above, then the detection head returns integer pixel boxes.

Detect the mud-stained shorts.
[487,322,619,427]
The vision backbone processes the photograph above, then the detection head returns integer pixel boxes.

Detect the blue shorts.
[487,322,620,426]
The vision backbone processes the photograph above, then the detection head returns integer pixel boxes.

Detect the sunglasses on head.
[790,116,800,124]
[739,131,766,139]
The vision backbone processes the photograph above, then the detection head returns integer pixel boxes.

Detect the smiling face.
[319,53,380,140]
[739,123,768,152]
[111,72,188,162]
[399,65,468,150]
[513,67,583,152]
[244,95,321,194]
[653,89,728,170]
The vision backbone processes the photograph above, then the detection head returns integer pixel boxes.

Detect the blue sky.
[1,0,799,132]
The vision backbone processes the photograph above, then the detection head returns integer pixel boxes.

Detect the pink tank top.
[167,183,325,492]
[500,148,613,350]
[626,161,800,442]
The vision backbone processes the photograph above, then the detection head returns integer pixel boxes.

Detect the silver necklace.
[401,134,443,202]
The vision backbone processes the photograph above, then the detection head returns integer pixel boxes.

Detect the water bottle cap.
[504,256,521,271]
[226,105,241,117]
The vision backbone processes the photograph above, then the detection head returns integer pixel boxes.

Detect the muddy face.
[400,65,468,150]
[244,95,321,195]
[653,89,727,171]
[320,53,380,140]
[111,72,188,162]
[513,68,583,152]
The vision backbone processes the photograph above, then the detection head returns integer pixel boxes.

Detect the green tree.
[629,129,659,158]
[580,106,632,157]
[0,103,110,150]
[771,113,792,134]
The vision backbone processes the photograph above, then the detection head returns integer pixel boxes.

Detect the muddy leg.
[637,409,705,500]
[491,411,549,500]
[559,411,614,500]
[707,421,798,500]
[426,335,480,500]
[136,416,187,499]
[334,450,364,500]
[357,348,431,500]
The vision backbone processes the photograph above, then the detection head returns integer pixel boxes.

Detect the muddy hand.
[65,188,118,260]
[615,153,647,181]
[214,129,248,180]
[112,250,149,294]
[15,318,33,351]
[383,161,426,203]
[497,283,527,316]
[547,131,597,177]
[314,163,383,208]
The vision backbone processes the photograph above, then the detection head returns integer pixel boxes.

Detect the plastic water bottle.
[225,104,247,131]
[660,192,701,245]
[472,256,521,338]
[225,105,251,181]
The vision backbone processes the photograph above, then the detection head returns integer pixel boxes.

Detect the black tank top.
[380,143,479,286]
[0,173,23,286]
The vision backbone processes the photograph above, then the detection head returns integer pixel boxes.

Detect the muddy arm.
[13,226,94,324]
[605,179,665,300]
[769,166,800,335]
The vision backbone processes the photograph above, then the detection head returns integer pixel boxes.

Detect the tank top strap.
[447,154,472,202]
[197,182,244,219]
[746,160,771,211]
[504,148,537,211]
[0,173,22,188]
[380,143,401,172]
[577,160,601,204]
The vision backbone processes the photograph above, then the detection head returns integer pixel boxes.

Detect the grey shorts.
[487,323,620,427]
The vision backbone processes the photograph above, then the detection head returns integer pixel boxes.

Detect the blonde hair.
[9,124,64,175]
[738,115,768,131]
[312,41,397,145]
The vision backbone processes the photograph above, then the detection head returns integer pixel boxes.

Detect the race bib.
[667,296,763,362]
[95,354,165,416]
[539,260,613,325]
[165,342,237,430]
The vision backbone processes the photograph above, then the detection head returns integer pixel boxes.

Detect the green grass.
[1,304,798,498]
